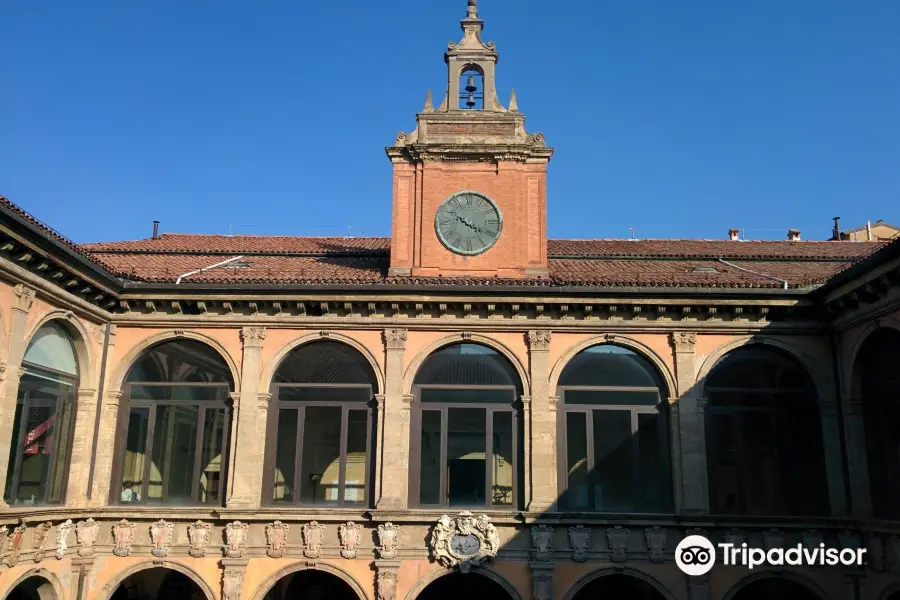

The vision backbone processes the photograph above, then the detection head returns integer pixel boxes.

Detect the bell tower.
[387,0,553,279]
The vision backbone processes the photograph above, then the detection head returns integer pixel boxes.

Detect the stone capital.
[12,284,36,314]
[384,328,408,350]
[375,394,386,408]
[257,393,273,409]
[106,390,124,407]
[240,327,266,348]
[671,332,697,353]
[527,330,552,351]
[76,388,97,407]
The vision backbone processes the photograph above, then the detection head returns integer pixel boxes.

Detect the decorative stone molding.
[338,522,362,559]
[384,328,408,350]
[429,512,500,573]
[31,521,52,562]
[377,570,398,600]
[75,518,99,557]
[527,330,552,351]
[568,525,590,562]
[240,326,266,348]
[0,526,7,560]
[530,525,554,562]
[13,283,36,313]
[112,519,136,557]
[150,519,174,559]
[671,331,697,353]
[644,526,667,563]
[531,567,554,600]
[606,526,630,563]
[265,521,290,558]
[376,523,400,559]
[188,521,212,558]
[5,520,25,567]
[223,567,245,600]
[722,528,745,546]
[302,521,326,559]
[224,521,249,558]
[55,519,72,560]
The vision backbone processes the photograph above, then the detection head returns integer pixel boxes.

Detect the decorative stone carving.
[530,525,554,562]
[671,332,697,352]
[188,521,212,558]
[224,521,249,558]
[687,575,710,600]
[338,522,362,559]
[265,521,290,558]
[644,526,667,563]
[606,526,630,563]
[223,568,244,600]
[5,520,25,567]
[150,519,174,559]
[31,521,52,562]
[532,571,554,600]
[301,521,326,559]
[240,326,266,347]
[721,528,745,546]
[377,570,398,600]
[0,526,7,560]
[112,519,136,557]
[568,525,590,562]
[429,512,500,573]
[13,284,36,312]
[55,520,72,560]
[376,523,400,559]
[867,534,885,572]
[75,518,99,557]
[527,330,552,351]
[763,529,785,551]
[839,530,860,550]
[384,328,408,350]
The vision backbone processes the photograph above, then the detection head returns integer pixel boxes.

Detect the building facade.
[1,3,900,600]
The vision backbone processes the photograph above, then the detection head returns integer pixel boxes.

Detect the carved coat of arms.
[302,521,325,559]
[266,521,290,558]
[376,523,400,559]
[150,519,174,558]
[56,520,73,560]
[568,525,590,562]
[377,570,397,600]
[75,518,99,557]
[5,520,26,567]
[531,525,554,562]
[224,521,249,558]
[188,521,212,558]
[112,519,136,557]
[32,521,53,562]
[338,522,361,559]
[429,512,500,573]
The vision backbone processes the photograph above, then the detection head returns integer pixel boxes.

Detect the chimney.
[787,229,801,241]
[152,220,160,239]
[866,220,873,241]
[728,228,740,241]
[832,216,841,240]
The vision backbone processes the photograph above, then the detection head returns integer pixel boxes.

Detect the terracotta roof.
[81,234,391,255]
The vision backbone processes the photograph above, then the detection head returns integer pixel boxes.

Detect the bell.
[466,92,476,108]
[465,75,477,93]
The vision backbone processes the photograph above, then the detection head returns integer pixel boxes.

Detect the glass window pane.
[492,411,513,506]
[344,409,368,505]
[149,405,199,503]
[15,404,56,504]
[278,386,372,403]
[3,402,24,504]
[447,407,486,507]
[23,322,77,376]
[120,407,149,503]
[565,412,589,509]
[420,388,514,404]
[126,340,231,384]
[419,411,442,505]
[592,410,633,511]
[565,389,659,406]
[199,408,226,503]
[273,409,298,503]
[130,385,228,402]
[299,406,342,505]
[636,412,668,512]
[47,397,75,503]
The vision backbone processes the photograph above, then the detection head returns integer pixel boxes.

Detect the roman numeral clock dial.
[434,191,503,256]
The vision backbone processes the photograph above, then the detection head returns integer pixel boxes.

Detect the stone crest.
[301,521,326,559]
[150,519,174,559]
[224,521,249,558]
[75,518,99,557]
[530,525,554,562]
[188,521,212,558]
[606,526,630,563]
[802,530,824,550]
[644,526,667,563]
[763,529,785,551]
[112,519,136,557]
[376,523,400,559]
[32,521,53,562]
[0,526,7,561]
[5,520,26,567]
[265,521,290,558]
[568,525,590,562]
[55,520,73,560]
[338,522,362,559]
[532,571,554,600]
[429,512,500,573]
[377,570,398,600]
[722,528,745,546]
[223,568,244,600]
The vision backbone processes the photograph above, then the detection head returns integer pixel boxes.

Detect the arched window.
[113,339,233,505]
[705,346,828,516]
[264,341,377,507]
[557,345,672,513]
[4,321,79,506]
[410,343,522,508]
[854,327,900,519]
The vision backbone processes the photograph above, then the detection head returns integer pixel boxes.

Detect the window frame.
[112,380,232,506]
[262,382,375,508]
[409,383,520,510]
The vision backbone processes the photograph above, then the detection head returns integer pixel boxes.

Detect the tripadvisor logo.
[675,534,867,575]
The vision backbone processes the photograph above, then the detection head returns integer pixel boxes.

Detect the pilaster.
[375,559,401,600]
[377,328,410,509]
[819,399,849,516]
[527,330,556,512]
[89,390,123,504]
[227,326,267,508]
[671,332,709,515]
[0,283,36,506]
[843,397,873,517]
[65,387,99,506]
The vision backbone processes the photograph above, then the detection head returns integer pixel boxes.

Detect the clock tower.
[386,0,553,279]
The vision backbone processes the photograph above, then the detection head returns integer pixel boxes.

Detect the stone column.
[64,387,99,506]
[377,328,409,509]
[671,332,709,515]
[527,330,557,512]
[0,284,36,507]
[819,398,849,516]
[226,326,267,508]
[843,397,872,517]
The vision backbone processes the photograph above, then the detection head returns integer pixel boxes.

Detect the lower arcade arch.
[563,570,674,600]
[410,571,521,600]
[724,574,826,600]
[254,566,367,600]
[103,564,213,600]
[3,573,60,600]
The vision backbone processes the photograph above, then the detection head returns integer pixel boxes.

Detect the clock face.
[434,191,502,256]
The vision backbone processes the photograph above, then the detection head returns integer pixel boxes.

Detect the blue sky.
[2,0,897,243]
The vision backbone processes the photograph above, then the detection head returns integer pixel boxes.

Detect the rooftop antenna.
[629,227,636,240]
